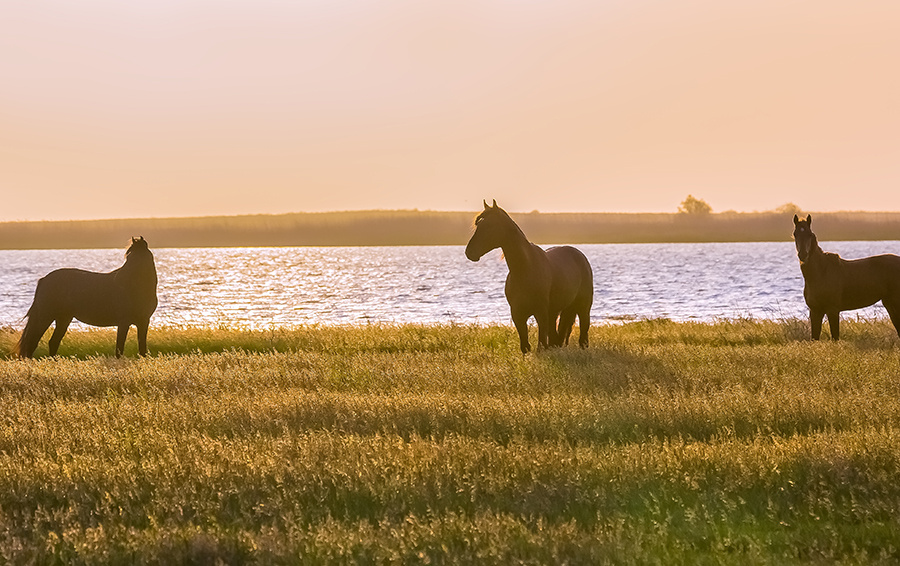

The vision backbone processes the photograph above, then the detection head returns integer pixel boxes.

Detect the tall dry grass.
[0,320,899,563]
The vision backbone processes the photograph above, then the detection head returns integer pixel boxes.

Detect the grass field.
[0,320,899,564]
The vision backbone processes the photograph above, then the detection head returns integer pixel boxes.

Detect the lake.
[2,241,899,329]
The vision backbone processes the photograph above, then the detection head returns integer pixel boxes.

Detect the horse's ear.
[793,214,799,225]
[131,237,137,243]
[806,214,812,224]
[492,199,498,209]
[483,200,489,210]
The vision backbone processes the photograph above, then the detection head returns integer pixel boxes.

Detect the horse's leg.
[552,313,564,347]
[137,320,150,356]
[512,311,531,354]
[115,324,130,358]
[577,305,590,349]
[826,311,841,341]
[557,308,577,346]
[884,300,900,338]
[810,309,824,340]
[535,311,550,350]
[47,317,72,356]
[545,310,563,347]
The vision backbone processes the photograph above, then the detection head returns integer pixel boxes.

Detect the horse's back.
[856,253,900,270]
[32,267,156,325]
[33,269,116,318]
[841,253,900,304]
[839,254,900,285]
[37,269,117,299]
[546,246,593,307]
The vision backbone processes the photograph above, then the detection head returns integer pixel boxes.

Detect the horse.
[465,200,594,354]
[15,237,158,358]
[793,214,900,340]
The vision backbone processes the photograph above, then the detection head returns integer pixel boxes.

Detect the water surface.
[2,242,898,329]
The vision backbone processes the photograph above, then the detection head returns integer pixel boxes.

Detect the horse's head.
[121,236,157,287]
[125,236,151,258]
[465,199,512,261]
[792,214,816,262]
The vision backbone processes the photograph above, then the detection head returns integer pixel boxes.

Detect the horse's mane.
[822,250,842,267]
[475,206,528,241]
[802,233,841,268]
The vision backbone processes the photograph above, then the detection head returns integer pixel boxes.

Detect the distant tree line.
[1,208,900,250]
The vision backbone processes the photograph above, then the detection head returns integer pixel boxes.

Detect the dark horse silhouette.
[465,200,593,354]
[15,237,158,358]
[793,214,900,340]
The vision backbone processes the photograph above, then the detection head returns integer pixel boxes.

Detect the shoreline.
[4,317,898,359]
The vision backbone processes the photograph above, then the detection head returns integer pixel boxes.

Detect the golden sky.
[2,0,899,221]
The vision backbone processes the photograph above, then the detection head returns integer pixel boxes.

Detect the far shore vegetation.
[3,199,900,249]
[1,320,900,563]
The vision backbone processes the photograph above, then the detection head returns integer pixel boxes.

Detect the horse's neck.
[499,229,535,274]
[117,254,157,285]
[810,240,826,261]
[801,243,828,272]
[122,255,150,272]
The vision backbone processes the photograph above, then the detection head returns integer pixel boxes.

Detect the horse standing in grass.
[793,214,900,340]
[15,237,158,358]
[465,200,593,354]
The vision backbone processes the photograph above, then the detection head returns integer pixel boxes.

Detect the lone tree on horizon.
[775,202,803,215]
[678,194,712,215]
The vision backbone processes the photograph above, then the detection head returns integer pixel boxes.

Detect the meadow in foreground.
[0,320,899,564]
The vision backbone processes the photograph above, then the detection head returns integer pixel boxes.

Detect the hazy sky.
[2,0,899,221]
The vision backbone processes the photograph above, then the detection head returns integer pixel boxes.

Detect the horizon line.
[5,207,900,225]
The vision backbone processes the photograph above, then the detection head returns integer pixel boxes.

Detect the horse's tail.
[14,304,42,358]
[14,278,55,359]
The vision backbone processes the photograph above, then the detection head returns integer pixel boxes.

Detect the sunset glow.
[2,0,899,220]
